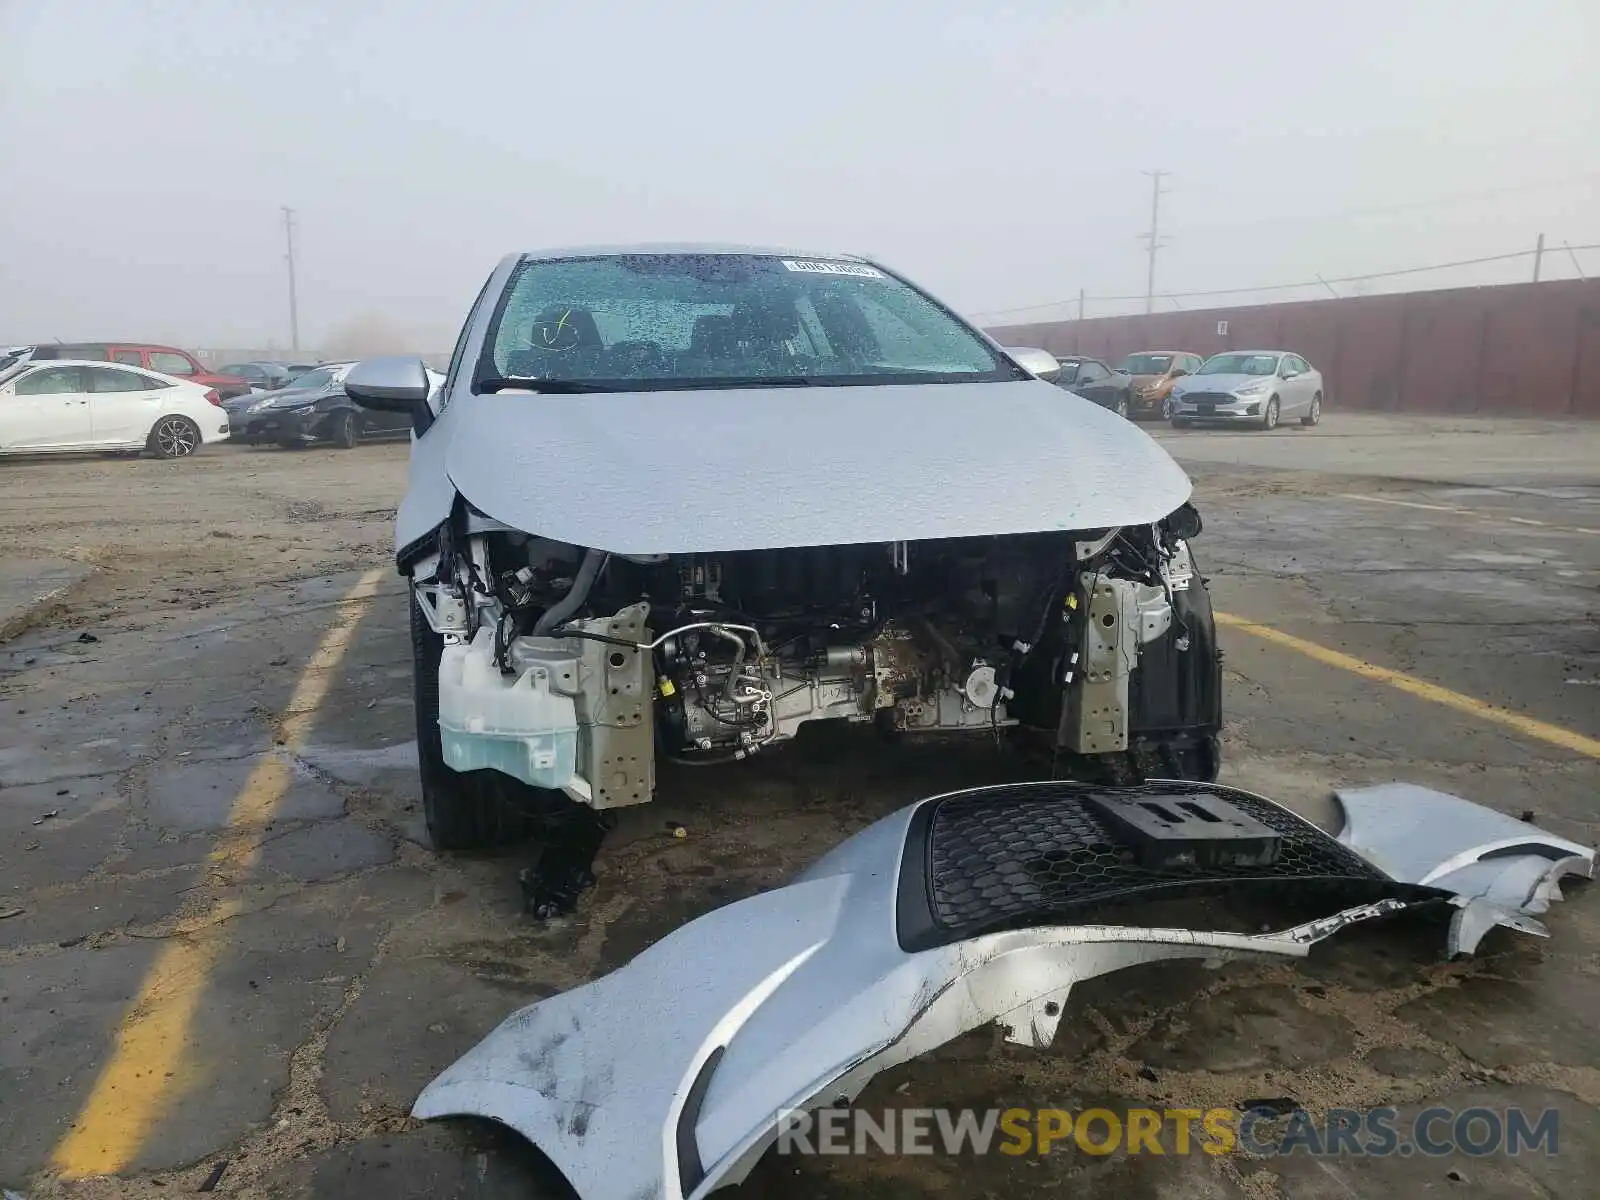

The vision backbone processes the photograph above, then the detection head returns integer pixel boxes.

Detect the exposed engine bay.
[409,503,1220,810]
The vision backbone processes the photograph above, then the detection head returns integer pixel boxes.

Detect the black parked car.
[228,363,416,449]
[1052,356,1136,417]
[217,361,299,391]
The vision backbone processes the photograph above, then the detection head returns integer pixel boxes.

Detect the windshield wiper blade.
[477,376,611,394]
[651,376,816,390]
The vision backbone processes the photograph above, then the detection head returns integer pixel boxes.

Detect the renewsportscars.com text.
[775,1105,1559,1159]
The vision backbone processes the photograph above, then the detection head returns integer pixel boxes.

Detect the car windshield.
[287,367,335,390]
[1118,353,1172,374]
[1054,359,1083,383]
[1198,353,1279,376]
[479,253,1018,390]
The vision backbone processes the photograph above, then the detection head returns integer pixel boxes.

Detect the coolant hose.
[531,548,607,636]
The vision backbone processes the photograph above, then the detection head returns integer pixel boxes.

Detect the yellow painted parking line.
[50,568,386,1180]
[1216,611,1600,761]
[1338,492,1600,536]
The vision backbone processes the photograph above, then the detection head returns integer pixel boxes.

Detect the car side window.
[112,350,143,366]
[1079,362,1105,384]
[1291,355,1310,374]
[150,351,195,376]
[15,366,86,395]
[86,366,151,392]
[445,274,497,403]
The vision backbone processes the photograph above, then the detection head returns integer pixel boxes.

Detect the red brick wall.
[987,278,1600,417]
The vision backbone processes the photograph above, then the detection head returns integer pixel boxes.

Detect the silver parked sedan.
[1168,350,1323,430]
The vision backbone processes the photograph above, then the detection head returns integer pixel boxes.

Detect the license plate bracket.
[1086,791,1282,869]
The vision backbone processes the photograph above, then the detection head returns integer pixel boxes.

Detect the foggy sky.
[2,0,1596,351]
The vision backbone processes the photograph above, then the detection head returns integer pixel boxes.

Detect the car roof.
[1125,349,1200,355]
[517,242,871,263]
[50,341,189,352]
[1208,349,1288,356]
[14,358,150,369]
[6,359,194,383]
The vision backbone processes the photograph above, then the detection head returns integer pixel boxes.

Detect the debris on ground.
[196,1159,228,1192]
[0,907,24,920]
[31,810,58,825]
[667,821,688,839]
[76,631,98,643]
[1238,1097,1301,1117]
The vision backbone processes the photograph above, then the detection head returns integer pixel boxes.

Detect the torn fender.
[1336,782,1596,955]
[414,781,1593,1199]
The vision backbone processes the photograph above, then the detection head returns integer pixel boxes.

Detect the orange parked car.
[1116,350,1205,420]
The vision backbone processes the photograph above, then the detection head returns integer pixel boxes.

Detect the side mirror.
[1004,346,1062,381]
[1171,368,1189,378]
[346,356,431,412]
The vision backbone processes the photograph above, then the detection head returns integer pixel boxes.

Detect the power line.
[973,243,1600,321]
[1172,172,1600,236]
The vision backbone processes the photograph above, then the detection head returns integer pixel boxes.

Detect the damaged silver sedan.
[413,779,1593,1200]
[348,246,1223,870]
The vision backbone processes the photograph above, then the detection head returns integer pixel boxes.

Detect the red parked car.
[28,343,252,400]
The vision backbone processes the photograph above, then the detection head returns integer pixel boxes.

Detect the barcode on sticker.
[780,259,885,278]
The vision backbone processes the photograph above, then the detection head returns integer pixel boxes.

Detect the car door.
[1280,355,1312,416]
[85,364,170,446]
[1075,360,1112,406]
[1294,356,1320,408]
[0,365,95,450]
[148,349,201,381]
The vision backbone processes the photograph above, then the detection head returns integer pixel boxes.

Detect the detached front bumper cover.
[413,780,1593,1200]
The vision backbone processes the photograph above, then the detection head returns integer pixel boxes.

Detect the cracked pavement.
[1,414,1598,1197]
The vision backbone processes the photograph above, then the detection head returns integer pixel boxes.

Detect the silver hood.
[395,378,1192,555]
[1174,373,1271,396]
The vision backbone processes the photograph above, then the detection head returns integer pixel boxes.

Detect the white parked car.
[0,359,231,457]
[1168,350,1323,430]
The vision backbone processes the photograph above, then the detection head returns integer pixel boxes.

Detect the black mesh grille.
[898,781,1399,950]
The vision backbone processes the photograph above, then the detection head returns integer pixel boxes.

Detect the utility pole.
[1139,171,1169,315]
[1315,274,1340,299]
[282,206,300,350]
[1532,232,1545,283]
[1077,287,1086,322]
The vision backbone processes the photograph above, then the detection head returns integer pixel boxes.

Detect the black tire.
[1260,396,1280,431]
[1301,392,1323,427]
[147,414,201,459]
[1115,390,1130,418]
[411,594,541,850]
[330,410,360,450]
[1160,395,1174,421]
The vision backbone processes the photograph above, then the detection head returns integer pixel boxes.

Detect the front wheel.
[411,594,542,850]
[1260,396,1280,431]
[330,409,360,450]
[1161,395,1174,421]
[1301,393,1323,427]
[148,415,201,458]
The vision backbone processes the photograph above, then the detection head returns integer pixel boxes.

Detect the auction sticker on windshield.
[781,259,885,278]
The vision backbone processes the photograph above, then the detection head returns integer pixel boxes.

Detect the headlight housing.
[1234,381,1268,397]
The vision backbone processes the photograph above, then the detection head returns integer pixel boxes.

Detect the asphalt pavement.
[1,414,1597,1198]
